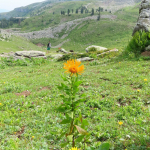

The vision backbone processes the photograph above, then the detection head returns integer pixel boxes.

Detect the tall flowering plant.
[57,59,89,148]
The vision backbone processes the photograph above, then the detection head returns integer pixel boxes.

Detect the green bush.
[125,30,150,56]
[57,53,89,61]
[88,47,97,53]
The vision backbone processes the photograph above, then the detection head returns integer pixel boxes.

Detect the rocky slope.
[0,0,140,19]
[5,15,116,40]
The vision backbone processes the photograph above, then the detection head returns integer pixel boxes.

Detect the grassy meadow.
[0,56,150,149]
[0,1,150,150]
[0,36,42,54]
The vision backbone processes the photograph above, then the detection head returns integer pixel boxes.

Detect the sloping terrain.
[0,30,42,53]
[0,0,140,52]
[0,0,140,19]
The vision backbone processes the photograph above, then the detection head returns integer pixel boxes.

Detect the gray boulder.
[145,45,150,51]
[77,57,94,61]
[50,54,64,59]
[133,0,150,35]
[15,51,45,58]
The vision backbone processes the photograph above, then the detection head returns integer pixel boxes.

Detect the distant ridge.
[0,0,141,19]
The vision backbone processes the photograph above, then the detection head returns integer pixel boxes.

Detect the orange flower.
[63,59,84,76]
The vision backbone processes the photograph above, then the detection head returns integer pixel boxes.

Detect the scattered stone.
[57,48,68,53]
[69,50,74,52]
[77,57,94,61]
[15,51,45,58]
[0,51,46,60]
[85,45,108,53]
[50,54,64,59]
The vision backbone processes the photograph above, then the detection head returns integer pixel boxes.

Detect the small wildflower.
[144,79,147,82]
[63,59,84,76]
[14,132,17,134]
[119,62,121,63]
[0,103,2,106]
[4,82,5,84]
[137,89,140,92]
[69,148,78,150]
[32,136,34,139]
[118,121,123,125]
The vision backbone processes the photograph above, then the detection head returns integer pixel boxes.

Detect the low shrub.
[125,30,150,56]
[88,47,97,53]
[57,53,89,61]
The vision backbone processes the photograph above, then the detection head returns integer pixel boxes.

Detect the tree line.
[0,17,25,28]
[59,6,110,21]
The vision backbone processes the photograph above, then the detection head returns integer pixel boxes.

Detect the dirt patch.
[14,126,25,139]
[38,86,51,91]
[141,51,150,57]
[15,90,31,97]
[36,43,44,47]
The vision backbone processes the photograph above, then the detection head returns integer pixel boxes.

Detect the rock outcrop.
[0,51,46,60]
[132,0,150,36]
[77,57,94,62]
[15,51,45,58]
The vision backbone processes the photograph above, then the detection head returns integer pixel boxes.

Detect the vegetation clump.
[0,57,46,69]
[125,30,150,56]
[57,53,89,61]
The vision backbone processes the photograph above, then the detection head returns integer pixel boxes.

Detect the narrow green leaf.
[87,147,95,150]
[56,106,67,112]
[60,142,69,148]
[75,135,85,142]
[74,125,88,135]
[59,131,66,138]
[60,119,71,124]
[61,75,68,81]
[81,119,89,128]
[97,143,110,150]
[74,81,82,87]
[67,112,74,119]
[67,135,73,142]
[79,112,82,123]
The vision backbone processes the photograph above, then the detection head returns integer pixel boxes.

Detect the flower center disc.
[69,66,77,73]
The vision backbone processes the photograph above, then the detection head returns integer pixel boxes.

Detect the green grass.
[0,35,43,53]
[0,57,150,149]
[0,2,149,149]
